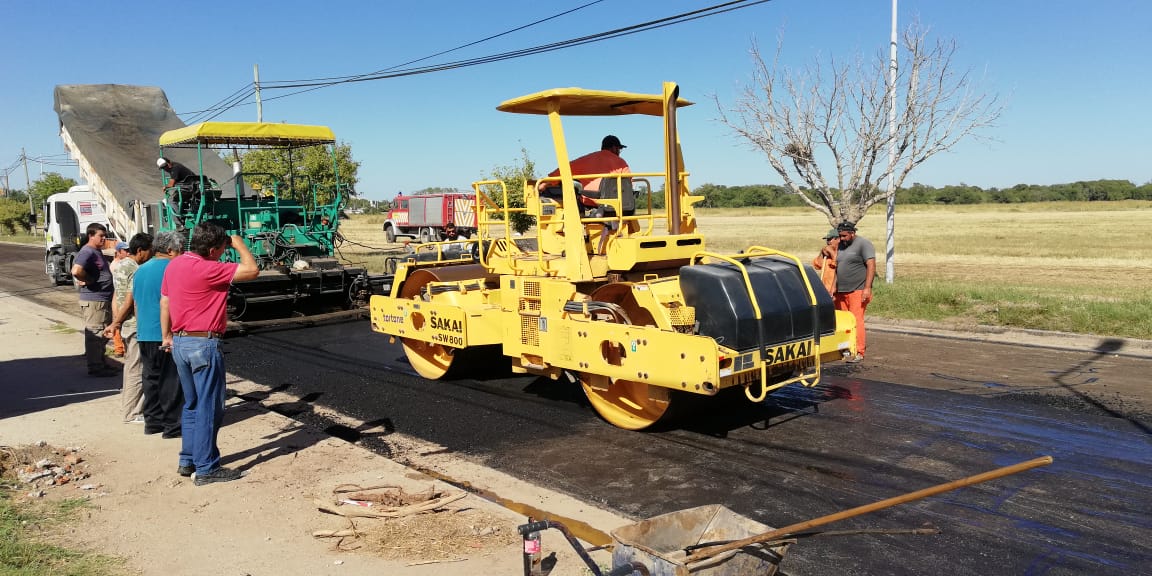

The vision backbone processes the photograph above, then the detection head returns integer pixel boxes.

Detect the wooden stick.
[685,456,1053,564]
[314,492,467,519]
[406,558,467,567]
[313,529,360,538]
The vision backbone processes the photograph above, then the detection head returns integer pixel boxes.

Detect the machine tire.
[56,254,76,287]
[384,225,396,243]
[398,268,457,379]
[576,283,679,430]
[418,228,431,244]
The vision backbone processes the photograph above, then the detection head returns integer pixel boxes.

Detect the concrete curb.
[868,317,1152,360]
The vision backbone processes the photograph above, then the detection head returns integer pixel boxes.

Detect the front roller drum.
[397,265,491,380]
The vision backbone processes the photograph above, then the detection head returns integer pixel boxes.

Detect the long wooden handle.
[685,456,1053,564]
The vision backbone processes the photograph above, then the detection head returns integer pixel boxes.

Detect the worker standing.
[161,222,259,484]
[833,222,875,363]
[70,223,118,377]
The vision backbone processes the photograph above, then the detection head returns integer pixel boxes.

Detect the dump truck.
[42,185,116,285]
[369,82,856,430]
[382,191,476,243]
[53,84,387,317]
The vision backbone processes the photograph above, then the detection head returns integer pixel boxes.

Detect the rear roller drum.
[577,283,680,430]
[580,373,672,431]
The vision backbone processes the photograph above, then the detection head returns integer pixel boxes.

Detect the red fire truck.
[382,191,476,243]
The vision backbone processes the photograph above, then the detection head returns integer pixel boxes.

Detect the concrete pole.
[884,0,898,283]
[22,148,37,235]
[254,64,263,123]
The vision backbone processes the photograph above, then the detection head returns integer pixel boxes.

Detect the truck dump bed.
[54,85,235,234]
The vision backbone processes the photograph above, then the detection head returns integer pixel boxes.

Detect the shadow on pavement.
[0,356,120,419]
[1049,338,1150,435]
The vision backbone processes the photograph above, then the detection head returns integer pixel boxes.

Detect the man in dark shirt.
[157,157,202,218]
[70,222,118,376]
[157,157,197,186]
[833,221,876,363]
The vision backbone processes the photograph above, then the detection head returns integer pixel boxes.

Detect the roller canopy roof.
[497,87,693,116]
[159,122,336,147]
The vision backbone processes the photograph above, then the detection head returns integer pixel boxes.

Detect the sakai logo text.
[766,341,812,364]
[429,313,463,333]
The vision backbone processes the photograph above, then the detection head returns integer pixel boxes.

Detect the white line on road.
[27,389,119,400]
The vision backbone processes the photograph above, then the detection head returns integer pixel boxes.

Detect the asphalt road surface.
[3,241,1149,576]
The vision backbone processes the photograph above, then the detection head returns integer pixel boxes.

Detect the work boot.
[194,467,244,486]
[177,464,195,477]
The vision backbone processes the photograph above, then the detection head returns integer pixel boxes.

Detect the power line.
[178,83,256,118]
[266,0,608,86]
[188,0,771,118]
[268,0,769,90]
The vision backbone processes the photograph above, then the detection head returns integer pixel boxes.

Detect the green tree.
[0,197,32,234]
[239,142,359,205]
[28,172,77,207]
[484,148,537,234]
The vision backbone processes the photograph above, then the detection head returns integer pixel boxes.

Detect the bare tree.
[716,23,1002,226]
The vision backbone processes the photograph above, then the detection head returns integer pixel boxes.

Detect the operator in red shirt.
[160,222,259,485]
[546,135,630,194]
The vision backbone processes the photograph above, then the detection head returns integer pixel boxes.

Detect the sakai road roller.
[370,82,856,430]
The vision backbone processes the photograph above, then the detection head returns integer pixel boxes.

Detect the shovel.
[684,456,1053,565]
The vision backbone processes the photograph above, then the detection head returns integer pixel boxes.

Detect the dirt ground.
[0,295,628,576]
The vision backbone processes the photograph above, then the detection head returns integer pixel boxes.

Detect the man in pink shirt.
[161,222,259,485]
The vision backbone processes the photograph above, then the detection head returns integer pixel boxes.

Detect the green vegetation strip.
[870,279,1152,339]
[0,491,122,576]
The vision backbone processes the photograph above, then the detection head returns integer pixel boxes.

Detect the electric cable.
[178,83,259,121]
[264,0,607,85]
[187,0,771,116]
[263,0,769,90]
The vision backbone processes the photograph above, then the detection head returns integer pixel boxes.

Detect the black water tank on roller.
[679,257,836,351]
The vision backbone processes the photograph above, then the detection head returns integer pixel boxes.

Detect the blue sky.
[2,0,1149,201]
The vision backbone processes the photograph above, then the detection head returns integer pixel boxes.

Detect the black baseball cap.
[602,135,626,150]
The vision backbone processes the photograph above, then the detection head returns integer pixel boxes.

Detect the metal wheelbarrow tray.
[611,504,790,576]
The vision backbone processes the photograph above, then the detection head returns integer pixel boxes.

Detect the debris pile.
[313,483,519,562]
[1,443,99,497]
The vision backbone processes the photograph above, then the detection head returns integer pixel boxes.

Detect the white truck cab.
[43,185,116,286]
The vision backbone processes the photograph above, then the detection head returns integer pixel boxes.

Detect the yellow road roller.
[370,82,856,430]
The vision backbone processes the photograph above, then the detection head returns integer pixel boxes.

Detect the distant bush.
[686,179,1147,208]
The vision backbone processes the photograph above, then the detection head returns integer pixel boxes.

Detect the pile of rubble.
[1,442,100,498]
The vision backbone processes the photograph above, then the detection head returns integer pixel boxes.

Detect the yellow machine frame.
[370,82,856,430]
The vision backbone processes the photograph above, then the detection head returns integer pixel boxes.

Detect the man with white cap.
[157,157,201,218]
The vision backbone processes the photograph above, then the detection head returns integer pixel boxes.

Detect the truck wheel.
[384,225,396,243]
[57,254,76,287]
[418,228,431,244]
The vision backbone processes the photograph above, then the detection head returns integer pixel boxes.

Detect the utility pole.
[254,64,263,123]
[884,0,898,283]
[22,148,37,235]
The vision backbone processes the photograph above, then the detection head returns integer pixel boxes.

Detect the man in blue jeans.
[160,222,258,485]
